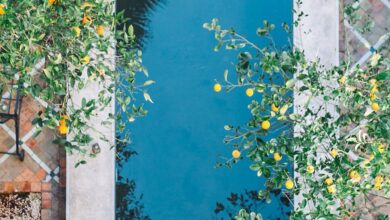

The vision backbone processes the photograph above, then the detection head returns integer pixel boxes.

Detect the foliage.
[214,189,290,220]
[0,0,152,164]
[204,15,389,219]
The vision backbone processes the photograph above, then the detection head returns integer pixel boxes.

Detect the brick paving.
[341,0,390,218]
[0,96,66,220]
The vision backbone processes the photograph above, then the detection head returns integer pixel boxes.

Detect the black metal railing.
[0,81,24,161]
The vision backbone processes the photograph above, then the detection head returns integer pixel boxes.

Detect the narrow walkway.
[0,96,66,220]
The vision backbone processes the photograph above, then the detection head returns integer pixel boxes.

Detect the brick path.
[341,0,390,218]
[0,96,66,220]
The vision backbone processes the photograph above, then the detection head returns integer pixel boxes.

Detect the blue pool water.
[117,1,292,219]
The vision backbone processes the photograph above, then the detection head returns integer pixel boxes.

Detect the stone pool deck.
[0,96,66,219]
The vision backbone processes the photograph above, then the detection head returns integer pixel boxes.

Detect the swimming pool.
[116,1,292,219]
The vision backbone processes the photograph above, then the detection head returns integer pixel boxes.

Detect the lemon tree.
[205,17,389,219]
[0,0,152,165]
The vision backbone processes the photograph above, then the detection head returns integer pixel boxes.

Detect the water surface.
[117,1,292,219]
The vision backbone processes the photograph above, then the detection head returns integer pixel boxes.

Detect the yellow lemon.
[327,184,336,194]
[339,76,346,84]
[330,149,338,158]
[273,152,282,161]
[369,79,377,86]
[232,150,241,159]
[73,27,81,37]
[306,165,315,174]
[58,125,68,135]
[96,25,105,37]
[59,119,66,126]
[48,0,56,6]
[378,144,385,154]
[370,91,377,100]
[285,179,294,189]
[349,170,361,182]
[81,55,90,65]
[375,175,384,184]
[82,15,92,25]
[261,120,270,130]
[374,183,382,190]
[271,104,279,112]
[325,178,333,185]
[213,83,222,93]
[246,88,254,97]
[371,102,380,111]
[81,2,94,9]
[0,4,6,15]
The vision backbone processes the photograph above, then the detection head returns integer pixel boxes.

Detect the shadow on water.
[213,190,291,220]
[116,0,165,47]
[116,138,150,220]
[115,1,163,219]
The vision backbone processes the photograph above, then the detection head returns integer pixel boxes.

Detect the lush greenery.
[204,11,389,220]
[0,0,152,165]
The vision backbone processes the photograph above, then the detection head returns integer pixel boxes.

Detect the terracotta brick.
[42,182,52,192]
[14,181,30,192]
[35,168,47,181]
[42,198,52,209]
[31,182,41,192]
[59,158,66,168]
[0,182,4,193]
[25,138,37,148]
[4,182,14,193]
[42,192,52,200]
[41,209,51,220]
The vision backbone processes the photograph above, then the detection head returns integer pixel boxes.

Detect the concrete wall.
[66,1,116,218]
[293,0,340,210]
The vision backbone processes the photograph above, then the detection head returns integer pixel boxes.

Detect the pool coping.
[293,0,340,212]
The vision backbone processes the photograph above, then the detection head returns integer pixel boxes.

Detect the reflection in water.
[213,190,291,220]
[116,139,150,220]
[116,0,164,47]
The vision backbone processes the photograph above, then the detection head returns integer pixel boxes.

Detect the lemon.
[339,76,346,84]
[82,15,92,25]
[81,55,90,65]
[81,2,93,7]
[48,0,56,6]
[271,104,279,112]
[327,184,336,194]
[324,178,333,185]
[330,149,338,158]
[371,102,380,111]
[374,183,382,190]
[349,170,361,182]
[261,120,270,130]
[285,179,294,189]
[246,88,254,97]
[74,27,81,37]
[232,150,241,159]
[306,165,315,174]
[369,79,377,86]
[213,83,222,93]
[273,152,282,161]
[58,125,68,135]
[378,144,385,154]
[0,4,6,15]
[97,25,105,37]
[375,175,384,184]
